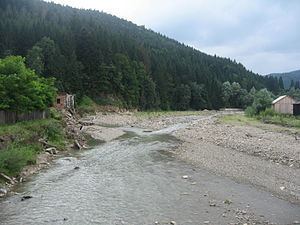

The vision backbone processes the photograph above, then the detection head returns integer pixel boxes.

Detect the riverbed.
[0,114,299,225]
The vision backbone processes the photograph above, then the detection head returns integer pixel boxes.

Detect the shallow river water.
[0,123,299,225]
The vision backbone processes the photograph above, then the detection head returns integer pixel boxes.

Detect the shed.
[55,93,75,110]
[272,95,296,115]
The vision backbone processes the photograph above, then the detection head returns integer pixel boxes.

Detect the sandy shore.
[83,111,300,204]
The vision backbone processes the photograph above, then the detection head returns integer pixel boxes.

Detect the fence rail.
[0,110,48,125]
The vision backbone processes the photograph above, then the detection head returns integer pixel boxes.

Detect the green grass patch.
[220,112,300,131]
[0,144,38,177]
[0,117,66,178]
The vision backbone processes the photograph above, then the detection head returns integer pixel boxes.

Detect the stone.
[223,199,232,205]
[182,175,189,179]
[74,166,80,170]
[170,221,176,225]
[279,186,285,191]
[0,188,7,197]
[21,195,32,201]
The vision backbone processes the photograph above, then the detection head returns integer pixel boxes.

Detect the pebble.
[279,186,285,191]
[170,221,176,225]
[182,175,189,179]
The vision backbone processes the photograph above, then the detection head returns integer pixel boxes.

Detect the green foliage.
[0,144,38,176]
[0,56,57,112]
[0,118,66,177]
[245,106,256,117]
[173,84,191,110]
[0,0,280,110]
[222,81,254,109]
[252,89,273,114]
[77,95,97,115]
[257,108,300,129]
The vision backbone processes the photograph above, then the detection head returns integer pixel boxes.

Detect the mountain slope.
[269,70,300,89]
[0,0,277,109]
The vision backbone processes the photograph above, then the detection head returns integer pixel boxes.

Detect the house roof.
[272,95,288,104]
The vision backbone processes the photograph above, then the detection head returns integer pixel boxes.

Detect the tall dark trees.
[0,0,281,110]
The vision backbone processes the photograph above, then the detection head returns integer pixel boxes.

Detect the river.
[0,123,299,225]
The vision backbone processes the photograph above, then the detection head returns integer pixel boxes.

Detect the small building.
[272,95,296,115]
[55,93,75,110]
[293,102,300,116]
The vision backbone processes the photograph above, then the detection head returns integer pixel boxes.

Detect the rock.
[293,221,300,224]
[74,166,80,170]
[21,195,32,201]
[170,221,176,225]
[0,188,7,197]
[223,199,232,205]
[182,175,189,179]
[279,186,286,191]
[209,201,216,207]
[204,221,210,224]
[45,147,57,155]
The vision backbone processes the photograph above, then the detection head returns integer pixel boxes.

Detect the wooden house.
[272,95,296,115]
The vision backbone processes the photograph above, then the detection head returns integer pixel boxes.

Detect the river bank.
[0,109,88,198]
[82,110,300,204]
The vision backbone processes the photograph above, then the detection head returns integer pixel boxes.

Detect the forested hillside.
[0,0,281,110]
[269,70,300,89]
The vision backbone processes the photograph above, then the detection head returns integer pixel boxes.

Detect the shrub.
[0,145,38,176]
[245,106,256,117]
[77,95,97,115]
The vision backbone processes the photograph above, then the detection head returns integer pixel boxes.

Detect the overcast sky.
[45,0,299,75]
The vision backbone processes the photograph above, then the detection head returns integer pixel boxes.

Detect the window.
[57,98,61,104]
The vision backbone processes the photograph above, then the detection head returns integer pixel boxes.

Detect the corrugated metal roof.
[272,95,287,104]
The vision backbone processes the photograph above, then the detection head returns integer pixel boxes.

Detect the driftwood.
[0,173,15,184]
[38,138,57,148]
[74,140,82,150]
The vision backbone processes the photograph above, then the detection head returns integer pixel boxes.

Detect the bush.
[0,118,67,178]
[77,95,97,115]
[245,106,256,117]
[259,108,278,117]
[0,145,38,176]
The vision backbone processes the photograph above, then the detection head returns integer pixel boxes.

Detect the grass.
[220,113,300,131]
[0,116,66,178]
[135,110,212,119]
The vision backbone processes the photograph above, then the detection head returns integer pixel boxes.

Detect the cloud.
[45,0,300,74]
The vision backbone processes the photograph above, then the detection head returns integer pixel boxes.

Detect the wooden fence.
[0,110,48,125]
